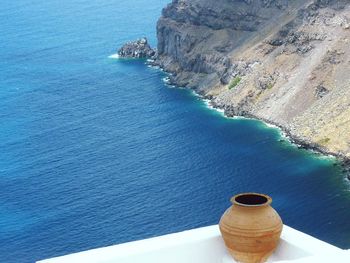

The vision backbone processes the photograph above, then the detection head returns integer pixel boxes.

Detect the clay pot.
[219,193,283,263]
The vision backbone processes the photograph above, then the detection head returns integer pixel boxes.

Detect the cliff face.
[156,0,350,158]
[156,0,305,89]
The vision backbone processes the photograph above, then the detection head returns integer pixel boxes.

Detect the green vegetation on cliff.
[228,76,241,90]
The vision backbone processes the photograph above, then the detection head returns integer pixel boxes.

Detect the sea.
[0,0,349,262]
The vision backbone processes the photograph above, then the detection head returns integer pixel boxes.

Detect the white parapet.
[38,225,349,263]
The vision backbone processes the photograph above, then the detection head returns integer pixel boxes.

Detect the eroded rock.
[315,85,329,99]
[118,38,156,59]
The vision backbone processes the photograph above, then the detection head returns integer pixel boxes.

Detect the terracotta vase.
[219,193,283,263]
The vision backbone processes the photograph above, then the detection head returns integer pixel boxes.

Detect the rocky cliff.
[155,0,350,159]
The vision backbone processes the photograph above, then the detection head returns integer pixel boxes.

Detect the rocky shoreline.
[143,55,350,179]
[165,76,350,178]
[156,64,346,162]
[153,0,350,161]
[203,91,350,179]
[116,43,350,179]
[117,0,350,180]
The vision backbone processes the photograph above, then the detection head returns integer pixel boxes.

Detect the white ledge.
[38,225,350,263]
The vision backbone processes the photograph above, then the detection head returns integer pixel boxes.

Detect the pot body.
[219,195,282,263]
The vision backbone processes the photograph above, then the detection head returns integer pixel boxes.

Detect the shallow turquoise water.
[0,1,349,262]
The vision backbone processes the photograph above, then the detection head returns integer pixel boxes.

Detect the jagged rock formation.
[155,0,350,158]
[118,37,156,59]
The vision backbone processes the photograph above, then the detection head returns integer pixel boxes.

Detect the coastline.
[208,92,350,172]
[153,0,350,172]
[111,55,349,176]
[152,62,350,178]
[114,55,349,178]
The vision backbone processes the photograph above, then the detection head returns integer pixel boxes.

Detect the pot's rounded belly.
[219,206,283,263]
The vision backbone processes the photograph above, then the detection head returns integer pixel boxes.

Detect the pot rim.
[231,192,272,207]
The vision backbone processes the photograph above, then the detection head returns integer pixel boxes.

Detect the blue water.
[0,0,349,262]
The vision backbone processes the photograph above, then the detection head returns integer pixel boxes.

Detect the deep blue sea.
[0,0,349,262]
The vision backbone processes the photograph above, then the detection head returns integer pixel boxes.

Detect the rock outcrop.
[155,0,350,159]
[118,37,156,59]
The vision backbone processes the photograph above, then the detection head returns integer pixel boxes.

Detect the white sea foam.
[108,53,120,59]
[162,77,170,84]
[188,90,226,116]
[203,99,225,114]
[255,120,291,141]
[147,64,160,69]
